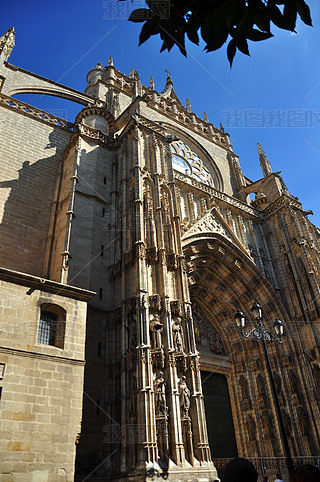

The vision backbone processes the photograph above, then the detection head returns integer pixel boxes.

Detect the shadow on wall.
[0,129,67,277]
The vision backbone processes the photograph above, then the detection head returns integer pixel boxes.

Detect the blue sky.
[2,0,320,226]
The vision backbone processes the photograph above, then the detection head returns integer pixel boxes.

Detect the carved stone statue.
[289,370,300,395]
[179,376,190,417]
[282,410,292,436]
[239,376,250,400]
[154,372,167,416]
[246,416,256,441]
[257,374,267,399]
[261,411,274,439]
[297,405,309,436]
[150,314,163,349]
[172,318,184,352]
[128,316,137,351]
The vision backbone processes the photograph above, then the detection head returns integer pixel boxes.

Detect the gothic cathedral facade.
[0,28,320,482]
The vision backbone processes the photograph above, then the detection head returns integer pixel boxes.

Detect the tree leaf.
[268,3,292,30]
[186,21,200,45]
[138,18,160,45]
[129,8,152,23]
[201,24,229,51]
[247,0,270,32]
[227,38,237,66]
[245,28,274,41]
[123,0,313,64]
[297,0,313,26]
[159,33,175,52]
[283,0,297,31]
[234,35,250,56]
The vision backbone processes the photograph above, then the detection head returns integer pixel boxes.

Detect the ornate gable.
[182,207,251,258]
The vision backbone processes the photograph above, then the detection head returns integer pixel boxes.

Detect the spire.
[257,143,273,177]
[129,68,134,79]
[149,76,155,90]
[0,27,15,64]
[186,98,191,113]
[165,73,173,88]
[132,70,142,100]
[203,112,209,123]
[107,56,114,67]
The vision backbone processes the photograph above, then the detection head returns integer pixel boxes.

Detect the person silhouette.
[290,464,320,482]
[223,458,258,482]
[274,473,283,482]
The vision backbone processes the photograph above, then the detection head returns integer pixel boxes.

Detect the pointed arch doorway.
[182,216,291,462]
[201,370,238,458]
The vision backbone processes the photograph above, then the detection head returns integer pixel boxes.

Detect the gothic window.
[37,304,66,349]
[193,199,199,219]
[170,140,214,187]
[179,189,187,219]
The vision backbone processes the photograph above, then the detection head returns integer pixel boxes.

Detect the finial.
[0,27,15,62]
[204,112,209,123]
[257,143,273,177]
[186,98,191,113]
[107,56,114,66]
[220,122,225,133]
[129,68,134,79]
[134,70,140,81]
[149,76,155,90]
[165,69,173,87]
[95,62,103,70]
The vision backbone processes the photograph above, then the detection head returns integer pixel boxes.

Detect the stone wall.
[0,103,71,277]
[0,271,93,482]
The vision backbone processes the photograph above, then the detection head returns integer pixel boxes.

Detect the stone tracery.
[170,139,215,187]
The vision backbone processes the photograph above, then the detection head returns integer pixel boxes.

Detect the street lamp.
[234,302,294,475]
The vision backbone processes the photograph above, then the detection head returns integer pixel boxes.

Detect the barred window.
[37,304,66,349]
[38,311,57,345]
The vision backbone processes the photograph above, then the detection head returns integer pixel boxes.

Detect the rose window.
[170,140,214,187]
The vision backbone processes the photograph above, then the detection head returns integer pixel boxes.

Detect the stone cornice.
[0,346,85,365]
[0,267,95,301]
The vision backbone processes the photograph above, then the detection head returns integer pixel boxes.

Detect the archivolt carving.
[192,305,225,355]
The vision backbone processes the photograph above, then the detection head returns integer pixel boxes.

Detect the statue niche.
[150,313,165,369]
[150,314,163,350]
[246,415,256,442]
[172,317,184,353]
[143,182,157,262]
[179,376,191,418]
[239,375,251,411]
[154,372,168,416]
